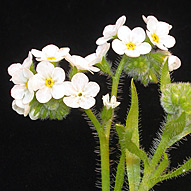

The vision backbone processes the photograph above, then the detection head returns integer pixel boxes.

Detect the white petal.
[42,44,59,56]
[11,85,25,99]
[23,90,34,104]
[12,100,24,115]
[160,35,176,48]
[112,39,126,55]
[96,37,108,45]
[115,15,126,29]
[156,22,170,36]
[136,42,151,55]
[52,83,66,99]
[103,25,115,38]
[63,97,80,108]
[124,49,140,57]
[8,63,22,77]
[31,49,43,58]
[84,82,100,97]
[168,55,181,71]
[71,73,89,92]
[70,55,89,70]
[131,27,146,44]
[58,47,70,57]
[52,67,65,83]
[30,74,45,91]
[85,53,97,65]
[11,69,27,84]
[36,61,54,78]
[36,87,52,103]
[147,18,158,32]
[62,82,77,96]
[88,66,100,73]
[79,97,96,109]
[96,43,110,57]
[22,68,33,80]
[22,51,33,68]
[117,26,131,42]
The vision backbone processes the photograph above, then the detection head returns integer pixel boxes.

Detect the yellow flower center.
[126,42,135,50]
[151,33,159,43]
[45,78,54,87]
[78,92,83,97]
[47,56,56,61]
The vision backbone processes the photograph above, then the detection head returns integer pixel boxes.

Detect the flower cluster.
[8,15,181,119]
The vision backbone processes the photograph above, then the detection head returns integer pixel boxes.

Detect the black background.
[1,0,191,190]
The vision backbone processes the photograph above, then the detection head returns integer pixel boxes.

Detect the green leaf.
[126,79,139,146]
[160,58,171,92]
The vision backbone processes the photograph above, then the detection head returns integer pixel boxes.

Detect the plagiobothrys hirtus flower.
[144,15,175,50]
[112,26,151,57]
[30,61,66,103]
[96,15,126,45]
[102,94,120,109]
[31,44,70,62]
[63,73,100,109]
[168,55,181,71]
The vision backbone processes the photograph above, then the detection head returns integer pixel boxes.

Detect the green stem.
[111,55,128,97]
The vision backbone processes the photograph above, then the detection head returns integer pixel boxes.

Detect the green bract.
[30,97,70,120]
[123,51,168,86]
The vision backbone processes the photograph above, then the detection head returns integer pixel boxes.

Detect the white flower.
[112,26,151,57]
[31,61,66,103]
[66,54,100,73]
[142,15,172,30]
[31,44,70,62]
[63,73,100,109]
[12,100,38,120]
[144,15,175,50]
[85,43,110,66]
[102,94,120,109]
[10,67,34,104]
[168,55,181,71]
[96,15,126,45]
[8,51,33,78]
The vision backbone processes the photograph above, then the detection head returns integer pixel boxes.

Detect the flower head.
[96,15,126,45]
[31,44,70,62]
[168,55,181,71]
[63,73,100,109]
[30,61,66,103]
[102,93,120,109]
[112,26,151,57]
[8,51,33,78]
[66,54,100,73]
[144,15,175,50]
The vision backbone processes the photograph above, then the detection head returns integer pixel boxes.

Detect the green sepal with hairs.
[123,51,168,86]
[29,97,70,120]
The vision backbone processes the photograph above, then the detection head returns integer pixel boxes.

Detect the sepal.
[29,97,70,120]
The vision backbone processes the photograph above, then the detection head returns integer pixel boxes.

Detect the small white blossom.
[31,44,70,62]
[112,26,151,57]
[168,55,181,71]
[144,15,175,50]
[12,100,38,120]
[8,51,33,78]
[66,54,100,73]
[10,68,34,104]
[85,43,110,66]
[96,15,126,45]
[63,73,100,109]
[30,61,66,103]
[102,93,120,109]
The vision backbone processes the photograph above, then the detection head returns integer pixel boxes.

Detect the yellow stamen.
[126,42,135,50]
[151,33,159,43]
[47,56,56,61]
[78,92,83,97]
[45,78,54,87]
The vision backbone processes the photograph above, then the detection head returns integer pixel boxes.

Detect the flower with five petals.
[30,61,66,103]
[63,73,100,109]
[102,94,120,109]
[31,44,70,62]
[96,15,126,45]
[112,26,151,57]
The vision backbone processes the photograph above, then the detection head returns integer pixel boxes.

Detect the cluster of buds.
[8,15,181,119]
